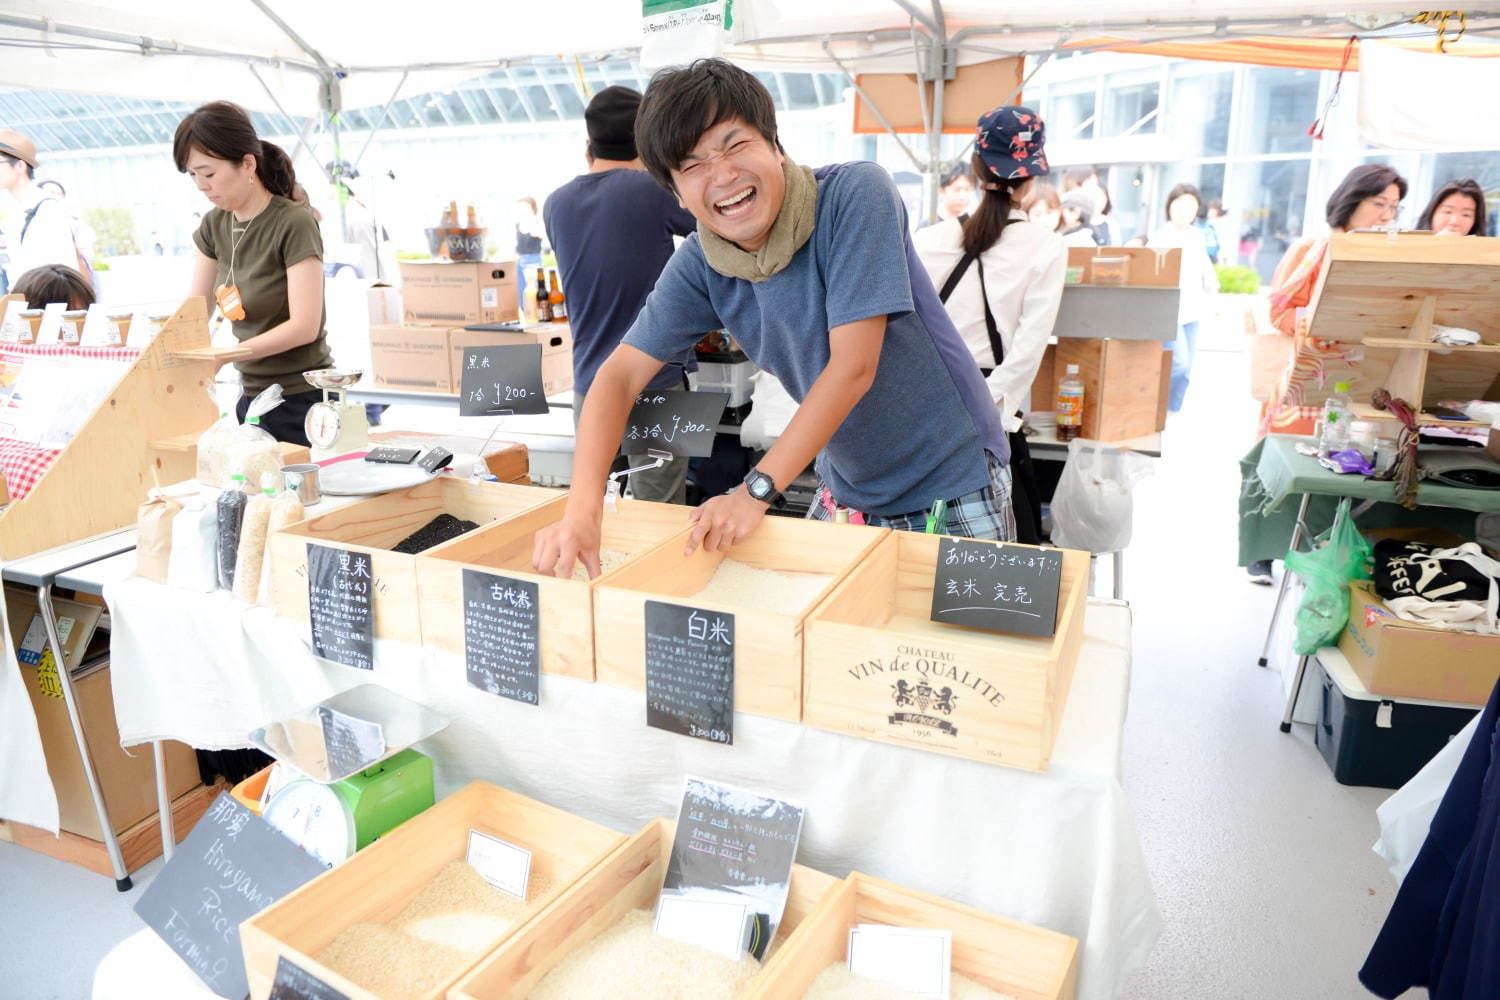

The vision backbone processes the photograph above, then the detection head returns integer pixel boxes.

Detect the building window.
[1241,67,1319,156]
[1048,82,1098,141]
[1103,78,1159,137]
[1237,159,1312,281]
[1169,70,1232,158]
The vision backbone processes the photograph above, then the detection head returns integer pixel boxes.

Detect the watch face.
[748,474,771,500]
[304,401,342,449]
[263,779,352,867]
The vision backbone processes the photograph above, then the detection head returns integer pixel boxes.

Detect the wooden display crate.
[802,532,1089,772]
[593,518,886,721]
[1032,339,1168,442]
[415,498,692,681]
[745,872,1079,1000]
[269,478,561,645]
[240,781,624,1000]
[451,817,837,999]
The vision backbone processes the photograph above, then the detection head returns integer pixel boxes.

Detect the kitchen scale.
[304,368,369,462]
[252,685,447,866]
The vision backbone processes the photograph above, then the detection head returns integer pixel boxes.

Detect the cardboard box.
[448,323,573,397]
[398,261,519,325]
[1339,579,1500,706]
[369,324,454,393]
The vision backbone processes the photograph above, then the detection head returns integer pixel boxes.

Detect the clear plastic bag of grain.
[231,475,277,602]
[257,489,305,605]
[194,411,238,487]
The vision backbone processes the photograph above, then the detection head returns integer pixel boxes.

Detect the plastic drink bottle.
[1056,364,1085,441]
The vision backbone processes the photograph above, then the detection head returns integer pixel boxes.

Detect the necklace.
[227,192,273,288]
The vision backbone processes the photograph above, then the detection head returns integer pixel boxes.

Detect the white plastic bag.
[167,497,219,592]
[1049,438,1154,553]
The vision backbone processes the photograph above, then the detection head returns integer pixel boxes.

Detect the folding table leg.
[1112,552,1124,601]
[1258,492,1312,668]
[154,741,175,861]
[1280,654,1312,733]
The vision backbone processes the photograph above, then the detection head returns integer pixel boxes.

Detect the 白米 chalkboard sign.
[269,955,350,1000]
[307,543,374,670]
[463,569,541,706]
[458,344,549,416]
[928,538,1063,637]
[621,389,728,458]
[317,705,387,778]
[644,600,734,744]
[663,776,804,943]
[134,792,327,1000]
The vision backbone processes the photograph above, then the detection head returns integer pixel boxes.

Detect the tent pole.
[352,71,408,174]
[928,1,949,226]
[249,64,328,177]
[820,41,925,173]
[321,73,350,245]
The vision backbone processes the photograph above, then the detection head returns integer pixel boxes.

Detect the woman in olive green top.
[176,101,334,445]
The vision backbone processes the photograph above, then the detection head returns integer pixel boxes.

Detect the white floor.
[0,335,1404,1000]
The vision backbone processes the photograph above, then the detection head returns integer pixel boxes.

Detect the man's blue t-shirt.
[544,168,697,394]
[624,161,1008,517]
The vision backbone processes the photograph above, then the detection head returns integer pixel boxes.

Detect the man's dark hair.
[940,162,972,189]
[1164,182,1203,222]
[636,58,780,194]
[1416,177,1487,235]
[1,152,34,180]
[1326,163,1407,229]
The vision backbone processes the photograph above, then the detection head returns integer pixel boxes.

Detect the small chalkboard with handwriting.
[463,569,541,706]
[307,544,374,670]
[620,389,728,458]
[134,793,327,1000]
[269,955,350,1000]
[928,538,1063,637]
[644,600,734,744]
[459,344,549,416]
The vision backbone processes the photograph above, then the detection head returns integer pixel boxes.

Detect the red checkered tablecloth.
[3,343,142,363]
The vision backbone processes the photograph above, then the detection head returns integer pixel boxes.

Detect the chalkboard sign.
[663,776,804,944]
[269,955,350,1000]
[463,569,541,706]
[644,600,734,744]
[307,543,374,671]
[317,705,387,778]
[928,538,1063,638]
[134,793,327,1000]
[621,389,728,458]
[458,344,549,416]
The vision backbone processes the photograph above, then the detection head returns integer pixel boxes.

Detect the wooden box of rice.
[269,478,561,646]
[450,817,838,1000]
[745,872,1079,1000]
[802,532,1089,772]
[592,517,886,721]
[240,781,624,1000]
[414,498,692,682]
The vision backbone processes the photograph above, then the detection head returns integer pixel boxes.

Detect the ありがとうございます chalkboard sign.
[929,538,1063,638]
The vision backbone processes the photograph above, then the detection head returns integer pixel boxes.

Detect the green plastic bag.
[1284,498,1373,655]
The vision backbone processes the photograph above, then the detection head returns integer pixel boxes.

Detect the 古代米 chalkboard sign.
[458,344,549,417]
[134,792,328,1000]
[644,600,734,744]
[621,389,728,458]
[463,568,541,706]
[307,543,374,671]
[662,775,804,945]
[928,538,1063,638]
[268,955,350,1000]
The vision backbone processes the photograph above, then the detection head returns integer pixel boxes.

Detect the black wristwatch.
[743,467,785,508]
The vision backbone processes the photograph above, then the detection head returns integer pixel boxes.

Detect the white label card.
[653,894,750,961]
[847,925,952,999]
[36,303,64,345]
[481,287,499,308]
[79,305,109,346]
[0,300,22,342]
[466,829,531,900]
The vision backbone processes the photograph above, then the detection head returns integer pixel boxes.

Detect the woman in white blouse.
[1147,183,1219,413]
[914,105,1067,544]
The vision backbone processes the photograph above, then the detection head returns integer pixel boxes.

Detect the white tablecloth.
[0,578,59,832]
[104,577,1157,1000]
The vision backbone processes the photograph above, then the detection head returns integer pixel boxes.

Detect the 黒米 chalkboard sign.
[644,600,733,744]
[663,776,804,944]
[269,955,350,1000]
[134,792,327,1000]
[458,344,549,416]
[621,389,728,458]
[307,543,374,670]
[463,569,541,706]
[928,538,1063,637]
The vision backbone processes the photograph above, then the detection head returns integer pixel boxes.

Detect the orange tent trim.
[1066,35,1500,71]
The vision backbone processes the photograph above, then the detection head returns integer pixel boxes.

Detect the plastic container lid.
[1065,364,1080,374]
[230,473,246,482]
[1334,381,1350,393]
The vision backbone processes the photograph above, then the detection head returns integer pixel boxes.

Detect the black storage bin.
[1315,654,1478,789]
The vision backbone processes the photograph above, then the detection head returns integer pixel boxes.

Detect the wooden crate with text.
[451,817,837,999]
[268,478,560,645]
[240,781,623,1000]
[802,531,1089,772]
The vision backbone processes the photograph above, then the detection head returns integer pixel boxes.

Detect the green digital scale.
[253,685,446,867]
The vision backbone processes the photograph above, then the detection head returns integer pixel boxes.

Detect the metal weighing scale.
[303,368,370,462]
[252,685,448,866]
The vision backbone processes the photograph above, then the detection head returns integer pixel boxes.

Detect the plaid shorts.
[807,452,1016,540]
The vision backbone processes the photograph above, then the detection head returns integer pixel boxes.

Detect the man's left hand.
[685,487,769,556]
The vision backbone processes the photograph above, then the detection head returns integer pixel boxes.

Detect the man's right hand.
[532,511,603,580]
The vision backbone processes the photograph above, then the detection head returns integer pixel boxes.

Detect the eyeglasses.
[1367,198,1401,213]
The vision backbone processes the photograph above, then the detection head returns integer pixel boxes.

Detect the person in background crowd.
[36,179,97,278]
[177,101,335,447]
[544,85,698,503]
[1063,165,1116,245]
[1247,163,1406,584]
[1148,183,1219,415]
[914,105,1065,544]
[1060,193,1100,247]
[1416,178,1487,236]
[0,130,86,291]
[1198,197,1221,264]
[1023,184,1096,247]
[12,263,95,310]
[1207,200,1237,266]
[935,162,976,222]
[514,196,545,313]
